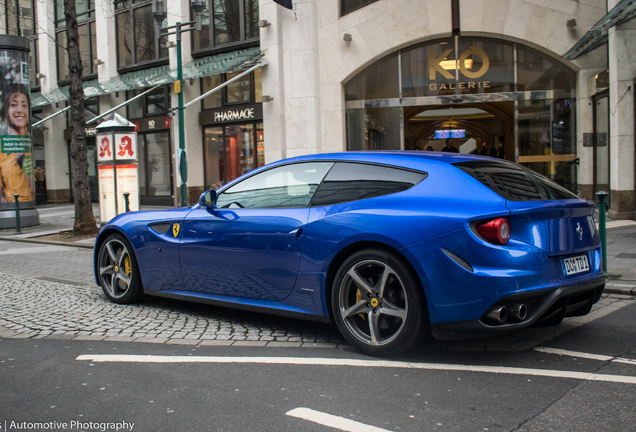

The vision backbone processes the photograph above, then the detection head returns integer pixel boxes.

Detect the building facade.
[1,0,634,219]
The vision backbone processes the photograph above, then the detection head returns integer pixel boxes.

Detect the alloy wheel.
[98,239,134,299]
[338,259,408,347]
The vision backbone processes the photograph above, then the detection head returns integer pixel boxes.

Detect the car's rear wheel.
[97,233,143,304]
[332,249,427,356]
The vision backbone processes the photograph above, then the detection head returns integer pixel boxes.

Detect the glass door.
[138,131,174,205]
[517,98,578,191]
[203,123,265,189]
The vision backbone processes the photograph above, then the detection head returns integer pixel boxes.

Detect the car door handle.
[288,228,303,238]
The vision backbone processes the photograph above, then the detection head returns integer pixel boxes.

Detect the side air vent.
[442,248,474,272]
[149,223,171,235]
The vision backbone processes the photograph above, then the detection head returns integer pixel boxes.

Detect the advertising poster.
[0,45,34,208]
[98,165,117,223]
[116,164,139,213]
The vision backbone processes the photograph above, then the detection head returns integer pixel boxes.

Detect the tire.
[331,249,427,356]
[97,233,143,304]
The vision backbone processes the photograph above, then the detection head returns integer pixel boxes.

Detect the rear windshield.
[453,160,580,201]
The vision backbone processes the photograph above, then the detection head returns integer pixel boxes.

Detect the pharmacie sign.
[200,104,263,125]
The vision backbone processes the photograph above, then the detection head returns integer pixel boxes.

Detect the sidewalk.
[1,202,635,296]
[0,203,171,246]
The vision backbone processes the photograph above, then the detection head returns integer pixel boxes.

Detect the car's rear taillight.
[475,218,510,245]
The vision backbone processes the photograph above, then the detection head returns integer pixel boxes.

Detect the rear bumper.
[430,275,606,340]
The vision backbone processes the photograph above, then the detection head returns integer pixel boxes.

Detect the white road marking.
[534,347,614,361]
[75,355,636,385]
[614,358,636,366]
[286,407,393,432]
[535,347,636,367]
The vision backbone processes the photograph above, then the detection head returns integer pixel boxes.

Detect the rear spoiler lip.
[505,198,594,216]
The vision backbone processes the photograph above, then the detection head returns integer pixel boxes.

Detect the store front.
[345,36,578,191]
[200,70,264,189]
[127,86,174,206]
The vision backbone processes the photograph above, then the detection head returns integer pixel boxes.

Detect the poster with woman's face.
[0,47,34,207]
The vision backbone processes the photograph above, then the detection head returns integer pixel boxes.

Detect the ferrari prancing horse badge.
[173,223,180,237]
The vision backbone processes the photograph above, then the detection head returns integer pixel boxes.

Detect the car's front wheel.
[97,233,143,304]
[332,249,427,356]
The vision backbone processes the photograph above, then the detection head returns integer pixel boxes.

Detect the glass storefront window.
[341,0,380,16]
[594,95,610,197]
[133,6,157,63]
[202,75,223,109]
[55,0,96,79]
[138,135,147,196]
[254,68,262,103]
[145,132,172,197]
[214,0,241,46]
[56,31,70,81]
[346,108,402,151]
[244,0,259,40]
[345,52,399,101]
[204,123,264,188]
[401,39,455,98]
[193,6,211,51]
[193,0,258,51]
[518,98,576,191]
[256,123,264,166]
[456,37,514,94]
[204,127,224,189]
[127,89,144,119]
[517,45,574,92]
[226,71,251,104]
[146,87,166,115]
[116,1,167,68]
[116,11,133,67]
[127,86,169,119]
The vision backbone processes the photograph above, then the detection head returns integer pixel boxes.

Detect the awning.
[563,0,636,60]
[32,47,264,107]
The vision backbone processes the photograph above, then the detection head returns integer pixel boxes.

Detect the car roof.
[277,151,494,171]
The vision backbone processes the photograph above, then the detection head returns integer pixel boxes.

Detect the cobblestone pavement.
[0,241,634,350]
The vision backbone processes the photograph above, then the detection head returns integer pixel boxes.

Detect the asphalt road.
[1,239,636,431]
[2,302,636,432]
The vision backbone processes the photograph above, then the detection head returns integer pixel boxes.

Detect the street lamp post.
[153,0,206,207]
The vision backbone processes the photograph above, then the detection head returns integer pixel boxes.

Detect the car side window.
[216,162,334,209]
[309,162,427,207]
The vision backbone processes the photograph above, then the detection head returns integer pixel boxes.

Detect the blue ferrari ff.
[94,152,605,355]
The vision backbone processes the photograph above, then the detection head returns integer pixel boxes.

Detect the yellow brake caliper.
[356,289,366,320]
[123,256,132,277]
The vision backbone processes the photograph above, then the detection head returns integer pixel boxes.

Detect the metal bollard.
[13,194,21,234]
[123,192,130,212]
[596,191,609,273]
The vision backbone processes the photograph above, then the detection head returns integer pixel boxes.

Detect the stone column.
[260,0,287,163]
[576,69,601,201]
[261,0,322,160]
[607,6,636,219]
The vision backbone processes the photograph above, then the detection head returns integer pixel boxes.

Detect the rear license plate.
[562,255,590,276]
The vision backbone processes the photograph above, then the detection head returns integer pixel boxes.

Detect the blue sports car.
[94,152,605,355]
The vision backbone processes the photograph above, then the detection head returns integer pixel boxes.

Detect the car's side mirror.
[198,189,217,208]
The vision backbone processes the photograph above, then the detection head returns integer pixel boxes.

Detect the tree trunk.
[64,0,99,235]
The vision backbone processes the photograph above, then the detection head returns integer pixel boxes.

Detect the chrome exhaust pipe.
[509,304,528,321]
[486,306,507,323]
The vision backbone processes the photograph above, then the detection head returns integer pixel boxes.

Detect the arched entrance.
[345,36,578,191]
